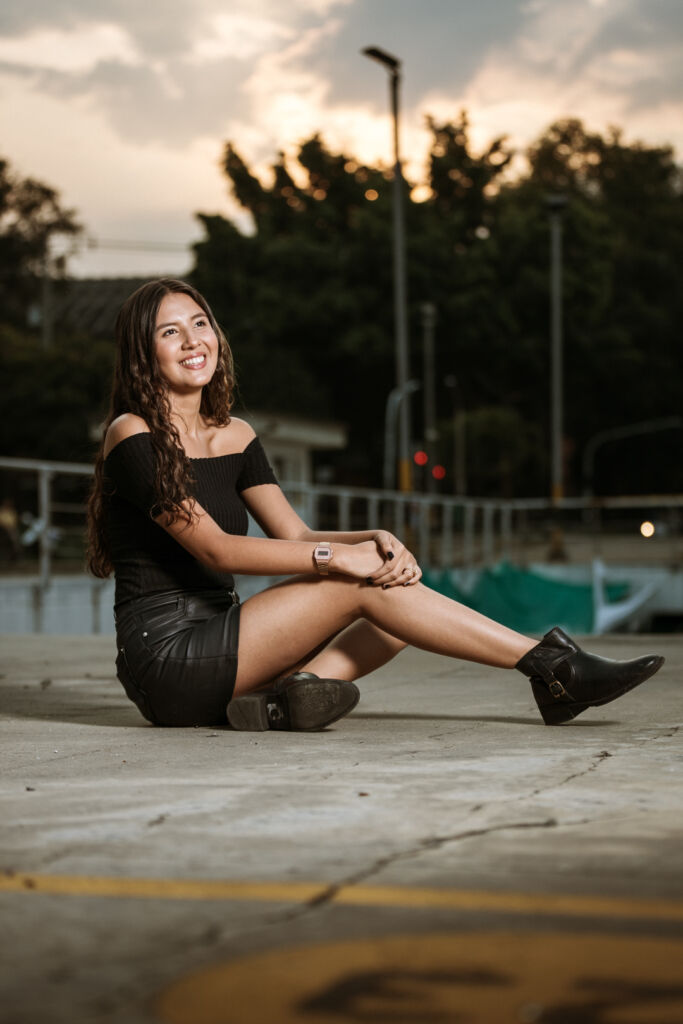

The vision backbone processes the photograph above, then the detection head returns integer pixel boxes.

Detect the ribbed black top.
[104,433,278,607]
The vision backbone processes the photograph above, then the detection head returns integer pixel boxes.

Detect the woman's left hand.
[367,530,422,588]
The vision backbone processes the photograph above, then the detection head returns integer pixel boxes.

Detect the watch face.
[315,544,332,572]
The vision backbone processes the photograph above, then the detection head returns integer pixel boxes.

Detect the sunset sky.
[1,0,680,277]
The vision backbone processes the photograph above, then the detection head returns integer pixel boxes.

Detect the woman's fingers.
[373,530,404,565]
[368,549,421,588]
[402,564,422,586]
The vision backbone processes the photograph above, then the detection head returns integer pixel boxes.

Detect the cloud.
[0,22,138,73]
[191,12,293,62]
[0,1,357,148]
[297,0,532,107]
[430,0,683,162]
[3,0,681,156]
[0,0,681,277]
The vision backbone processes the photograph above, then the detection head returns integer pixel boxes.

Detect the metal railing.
[1,455,682,584]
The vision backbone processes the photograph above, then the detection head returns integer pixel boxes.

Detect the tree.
[0,156,81,328]
[0,324,113,462]
[191,118,683,496]
[522,120,683,492]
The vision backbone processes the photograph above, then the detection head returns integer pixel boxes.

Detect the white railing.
[1,455,682,585]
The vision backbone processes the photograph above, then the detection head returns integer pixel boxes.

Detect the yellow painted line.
[333,884,683,921]
[1,871,682,922]
[0,873,326,904]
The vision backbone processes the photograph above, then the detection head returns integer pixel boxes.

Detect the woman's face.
[153,291,219,392]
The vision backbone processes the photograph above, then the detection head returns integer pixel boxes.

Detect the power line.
[84,236,194,253]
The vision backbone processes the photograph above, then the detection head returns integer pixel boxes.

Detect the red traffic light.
[414,450,429,466]
[432,464,446,480]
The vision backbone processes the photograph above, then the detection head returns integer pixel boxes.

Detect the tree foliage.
[192,115,683,495]
[0,156,81,325]
[1,124,681,499]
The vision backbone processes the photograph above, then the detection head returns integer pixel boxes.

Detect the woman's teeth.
[180,354,205,368]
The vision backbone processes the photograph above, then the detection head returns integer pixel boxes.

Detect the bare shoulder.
[215,416,256,454]
[103,413,150,458]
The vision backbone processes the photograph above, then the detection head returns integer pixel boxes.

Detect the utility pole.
[421,302,438,491]
[546,194,567,504]
[41,257,54,351]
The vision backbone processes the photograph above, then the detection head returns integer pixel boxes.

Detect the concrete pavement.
[1,632,682,1024]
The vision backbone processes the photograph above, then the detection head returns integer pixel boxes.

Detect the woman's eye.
[194,319,206,327]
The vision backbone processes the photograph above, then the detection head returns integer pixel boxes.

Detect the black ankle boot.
[227,672,360,732]
[516,627,664,725]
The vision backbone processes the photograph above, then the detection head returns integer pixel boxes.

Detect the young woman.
[87,278,664,730]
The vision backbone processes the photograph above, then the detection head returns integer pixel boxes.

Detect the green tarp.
[423,562,628,636]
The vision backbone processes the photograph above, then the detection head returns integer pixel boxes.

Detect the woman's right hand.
[330,541,385,580]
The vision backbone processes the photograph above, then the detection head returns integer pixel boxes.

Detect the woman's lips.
[179,353,207,369]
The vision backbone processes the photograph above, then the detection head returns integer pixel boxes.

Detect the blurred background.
[1,0,682,633]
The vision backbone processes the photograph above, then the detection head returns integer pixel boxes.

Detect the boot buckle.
[549,678,567,699]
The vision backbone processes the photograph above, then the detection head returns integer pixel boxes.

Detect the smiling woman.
[153,293,219,398]
[85,278,664,733]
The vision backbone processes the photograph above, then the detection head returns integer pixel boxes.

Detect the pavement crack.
[273,817,557,923]
[653,725,680,740]
[526,749,613,799]
[335,817,558,894]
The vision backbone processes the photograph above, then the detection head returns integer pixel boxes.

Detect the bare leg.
[302,620,407,681]
[233,575,535,696]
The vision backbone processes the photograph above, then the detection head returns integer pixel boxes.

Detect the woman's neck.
[168,393,204,442]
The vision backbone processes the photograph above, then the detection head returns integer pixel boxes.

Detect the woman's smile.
[154,291,218,389]
[179,353,207,369]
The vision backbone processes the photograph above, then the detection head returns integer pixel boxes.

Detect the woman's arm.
[242,484,420,586]
[156,499,385,580]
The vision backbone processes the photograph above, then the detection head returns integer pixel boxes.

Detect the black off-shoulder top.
[103,432,278,607]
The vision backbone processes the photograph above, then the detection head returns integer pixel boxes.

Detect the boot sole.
[532,655,665,725]
[227,679,360,732]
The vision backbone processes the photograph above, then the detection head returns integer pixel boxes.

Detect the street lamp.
[362,45,412,491]
[546,193,568,503]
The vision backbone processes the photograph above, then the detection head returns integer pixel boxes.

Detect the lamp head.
[362,46,400,72]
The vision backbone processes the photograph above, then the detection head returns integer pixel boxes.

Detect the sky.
[1,0,681,277]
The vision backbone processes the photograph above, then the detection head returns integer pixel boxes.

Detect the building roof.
[52,277,150,338]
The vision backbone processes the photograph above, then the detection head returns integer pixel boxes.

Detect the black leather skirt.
[114,588,241,727]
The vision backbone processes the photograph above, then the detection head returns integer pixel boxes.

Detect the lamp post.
[546,194,568,504]
[383,380,421,490]
[420,302,438,492]
[445,375,467,496]
[362,45,412,491]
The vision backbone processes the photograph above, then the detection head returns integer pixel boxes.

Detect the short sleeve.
[236,437,279,493]
[103,433,157,513]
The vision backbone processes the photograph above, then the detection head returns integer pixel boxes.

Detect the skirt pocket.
[115,644,158,725]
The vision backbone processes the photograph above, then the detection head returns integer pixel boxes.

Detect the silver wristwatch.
[313,542,333,575]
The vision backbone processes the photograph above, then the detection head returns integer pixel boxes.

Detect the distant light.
[313,188,327,201]
[414,450,428,466]
[640,521,655,538]
[432,464,446,480]
[474,225,490,240]
[410,184,433,203]
[364,188,379,201]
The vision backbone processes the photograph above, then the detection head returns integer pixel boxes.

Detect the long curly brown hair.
[87,278,235,578]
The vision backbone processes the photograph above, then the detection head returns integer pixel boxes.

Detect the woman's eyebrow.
[155,314,205,330]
